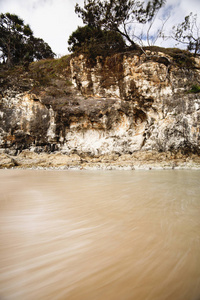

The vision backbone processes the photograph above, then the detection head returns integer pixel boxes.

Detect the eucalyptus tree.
[74,0,166,47]
[172,13,200,55]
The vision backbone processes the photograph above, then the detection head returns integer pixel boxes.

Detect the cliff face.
[0,51,200,158]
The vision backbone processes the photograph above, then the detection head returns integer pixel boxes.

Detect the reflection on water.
[0,169,200,300]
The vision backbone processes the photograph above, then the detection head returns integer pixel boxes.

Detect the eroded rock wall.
[0,52,200,157]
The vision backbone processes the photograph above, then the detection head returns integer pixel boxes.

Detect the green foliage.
[74,0,166,47]
[0,55,71,94]
[188,84,200,93]
[167,49,195,68]
[28,38,55,61]
[29,55,71,86]
[0,12,55,67]
[68,25,126,59]
[142,46,195,68]
[172,13,200,55]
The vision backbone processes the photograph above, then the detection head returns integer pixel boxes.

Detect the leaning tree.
[74,0,166,48]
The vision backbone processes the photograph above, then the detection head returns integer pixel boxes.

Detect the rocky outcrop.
[1,150,200,170]
[0,50,200,168]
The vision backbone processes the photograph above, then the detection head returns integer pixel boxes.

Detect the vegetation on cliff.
[172,13,200,55]
[0,13,55,68]
[0,46,199,98]
[68,25,126,59]
[0,55,71,94]
[1,1,199,71]
[70,0,200,60]
[74,0,166,48]
[0,46,200,160]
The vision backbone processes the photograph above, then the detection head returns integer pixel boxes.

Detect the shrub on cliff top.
[68,25,126,59]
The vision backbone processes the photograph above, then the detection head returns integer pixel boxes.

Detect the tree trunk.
[6,39,13,67]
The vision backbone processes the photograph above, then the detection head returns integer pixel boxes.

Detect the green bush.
[68,25,126,60]
[188,84,200,93]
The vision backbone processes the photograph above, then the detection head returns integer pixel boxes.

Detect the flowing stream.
[0,169,200,300]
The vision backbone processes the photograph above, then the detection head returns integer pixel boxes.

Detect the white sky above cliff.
[0,0,200,57]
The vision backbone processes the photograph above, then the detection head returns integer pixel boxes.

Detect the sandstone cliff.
[0,49,200,168]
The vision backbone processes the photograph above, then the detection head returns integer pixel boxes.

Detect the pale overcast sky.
[0,0,200,57]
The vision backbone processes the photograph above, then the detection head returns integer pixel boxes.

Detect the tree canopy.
[74,0,166,47]
[172,13,200,55]
[68,25,126,58]
[0,13,55,67]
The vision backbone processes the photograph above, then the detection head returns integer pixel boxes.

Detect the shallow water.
[0,169,200,300]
